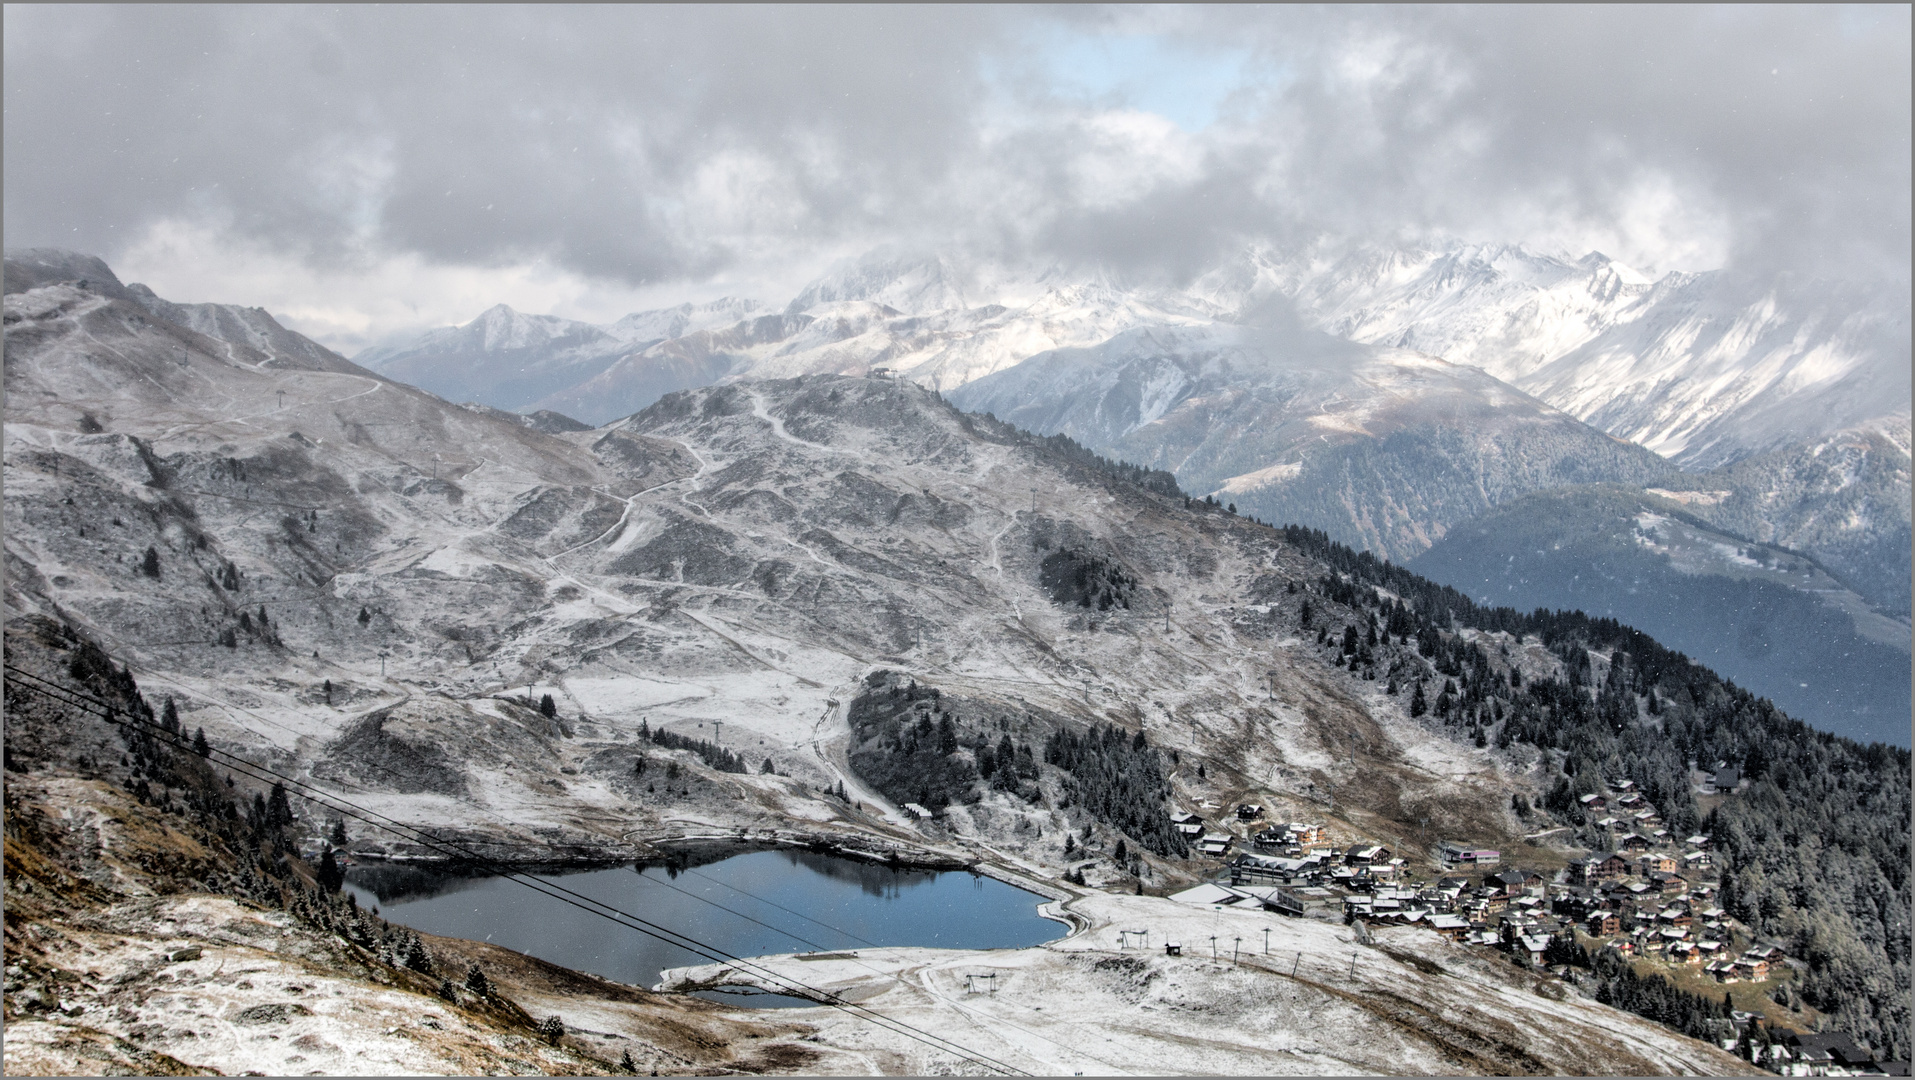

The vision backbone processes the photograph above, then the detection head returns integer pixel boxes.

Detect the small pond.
[344,848,1062,1008]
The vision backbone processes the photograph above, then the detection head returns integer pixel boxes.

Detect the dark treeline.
[1043,725,1185,858]
[1549,934,1737,1043]
[638,720,747,774]
[1278,524,1911,1058]
[1026,432,1184,499]
[959,405,1184,499]
[845,673,1182,862]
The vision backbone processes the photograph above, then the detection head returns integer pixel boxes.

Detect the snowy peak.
[784,251,971,316]
[604,297,767,346]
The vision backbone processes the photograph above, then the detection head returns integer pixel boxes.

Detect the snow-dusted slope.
[950,319,1670,560]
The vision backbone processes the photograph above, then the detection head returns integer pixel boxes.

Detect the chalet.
[1613,778,1636,792]
[1682,850,1713,871]
[1518,934,1551,962]
[1684,834,1712,850]
[1782,1031,1882,1076]
[1227,852,1288,886]
[1172,812,1206,837]
[1199,832,1233,857]
[1712,765,1741,793]
[1235,803,1265,821]
[1429,913,1470,940]
[1618,833,1652,852]
[1587,910,1621,936]
[902,802,935,819]
[1489,870,1530,897]
[1578,793,1608,811]
[1651,871,1686,895]
[1251,826,1291,850]
[1575,853,1631,885]
[1732,955,1771,981]
[1606,938,1636,957]
[1345,844,1390,866]
[1283,822,1328,849]
[1594,816,1622,830]
[1615,791,1645,809]
[1637,853,1678,875]
[1657,907,1693,930]
[1440,842,1501,867]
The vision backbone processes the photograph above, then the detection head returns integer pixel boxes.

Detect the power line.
[4,664,1029,1077]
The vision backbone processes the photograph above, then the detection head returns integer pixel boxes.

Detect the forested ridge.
[846,672,1182,856]
[1280,524,1910,1057]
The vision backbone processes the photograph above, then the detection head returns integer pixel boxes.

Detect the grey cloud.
[4,5,1906,298]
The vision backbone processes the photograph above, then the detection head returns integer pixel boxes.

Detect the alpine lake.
[344,847,1064,1008]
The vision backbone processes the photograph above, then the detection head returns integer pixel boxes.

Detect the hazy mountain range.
[8,246,1907,744]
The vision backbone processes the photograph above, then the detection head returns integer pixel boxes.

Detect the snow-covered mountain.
[1216,243,1911,469]
[948,316,1671,561]
[354,297,766,412]
[354,242,1908,474]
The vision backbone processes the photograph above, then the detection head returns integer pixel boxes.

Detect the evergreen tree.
[317,846,345,893]
[761,757,776,774]
[330,818,349,845]
[1410,682,1428,717]
[267,781,293,828]
[539,693,557,719]
[192,727,209,757]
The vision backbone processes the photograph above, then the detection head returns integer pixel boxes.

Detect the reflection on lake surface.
[344,848,1061,1008]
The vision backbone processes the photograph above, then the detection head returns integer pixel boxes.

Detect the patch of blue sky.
[993,23,1266,132]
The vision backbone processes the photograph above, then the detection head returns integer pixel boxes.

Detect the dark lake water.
[344,848,1062,1008]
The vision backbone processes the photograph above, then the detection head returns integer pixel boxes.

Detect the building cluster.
[1160,781,1901,1073]
[1754,1032,1909,1077]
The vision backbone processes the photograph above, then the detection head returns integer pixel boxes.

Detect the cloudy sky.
[5,5,1908,353]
